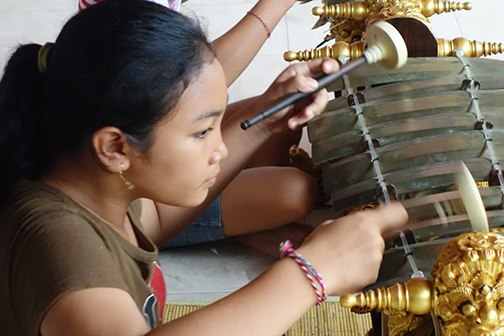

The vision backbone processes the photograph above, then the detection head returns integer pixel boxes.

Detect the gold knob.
[437,37,504,57]
[312,3,369,21]
[284,41,365,62]
[422,0,472,17]
[340,278,433,316]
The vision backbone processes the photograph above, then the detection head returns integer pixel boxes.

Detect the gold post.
[437,37,504,57]
[422,0,472,17]
[284,41,365,62]
[340,278,433,316]
[312,3,369,21]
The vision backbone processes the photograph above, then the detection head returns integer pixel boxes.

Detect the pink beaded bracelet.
[279,240,328,305]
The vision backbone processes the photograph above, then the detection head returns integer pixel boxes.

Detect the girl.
[0,1,408,335]
[78,0,321,251]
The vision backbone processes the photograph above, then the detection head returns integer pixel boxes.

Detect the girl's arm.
[41,204,409,336]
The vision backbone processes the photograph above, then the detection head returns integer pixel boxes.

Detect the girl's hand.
[297,202,409,296]
[259,58,339,133]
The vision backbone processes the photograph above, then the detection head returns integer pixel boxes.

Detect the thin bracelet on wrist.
[246,11,271,38]
[279,240,328,305]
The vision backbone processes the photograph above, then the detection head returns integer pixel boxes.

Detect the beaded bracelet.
[279,240,328,305]
[247,11,271,38]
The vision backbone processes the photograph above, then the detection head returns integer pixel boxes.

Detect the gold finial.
[312,2,369,21]
[312,1,472,22]
[437,37,504,57]
[421,0,472,17]
[284,41,365,62]
[340,278,433,316]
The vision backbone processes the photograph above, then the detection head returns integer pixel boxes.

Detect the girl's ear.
[91,126,132,173]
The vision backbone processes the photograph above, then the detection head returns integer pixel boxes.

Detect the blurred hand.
[259,58,339,132]
[297,202,409,296]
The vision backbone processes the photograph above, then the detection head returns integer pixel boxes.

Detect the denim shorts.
[160,197,225,248]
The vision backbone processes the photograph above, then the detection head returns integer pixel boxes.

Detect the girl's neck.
[77,201,138,246]
[40,159,137,244]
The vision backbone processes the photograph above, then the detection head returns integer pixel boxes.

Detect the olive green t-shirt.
[0,180,161,336]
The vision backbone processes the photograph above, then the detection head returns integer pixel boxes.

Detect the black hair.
[0,0,214,200]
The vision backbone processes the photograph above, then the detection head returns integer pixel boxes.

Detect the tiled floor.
[1,0,504,304]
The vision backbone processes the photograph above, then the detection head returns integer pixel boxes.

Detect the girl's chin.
[177,191,209,208]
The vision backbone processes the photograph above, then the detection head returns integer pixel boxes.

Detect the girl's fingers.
[361,203,409,236]
[276,58,339,83]
[261,58,339,131]
[288,89,328,130]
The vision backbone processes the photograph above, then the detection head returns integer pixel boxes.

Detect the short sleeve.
[10,209,130,336]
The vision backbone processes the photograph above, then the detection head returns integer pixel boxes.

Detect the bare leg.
[220,166,318,237]
[222,167,319,256]
[153,121,315,248]
[155,165,318,249]
[220,166,318,256]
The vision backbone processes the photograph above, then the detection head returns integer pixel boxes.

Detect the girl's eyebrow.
[194,110,224,123]
[193,94,229,123]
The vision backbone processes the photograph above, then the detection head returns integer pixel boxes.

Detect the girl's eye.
[194,128,213,139]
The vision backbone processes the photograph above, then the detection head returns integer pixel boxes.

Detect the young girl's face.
[131,59,228,207]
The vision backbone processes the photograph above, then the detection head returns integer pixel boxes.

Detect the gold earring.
[119,163,136,191]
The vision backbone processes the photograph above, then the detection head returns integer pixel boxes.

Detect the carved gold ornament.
[284,0,504,62]
[340,232,504,335]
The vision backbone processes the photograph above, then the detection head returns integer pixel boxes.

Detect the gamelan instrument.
[279,1,504,334]
[311,56,504,335]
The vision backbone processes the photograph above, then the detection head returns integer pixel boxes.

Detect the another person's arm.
[212,0,297,86]
[77,0,298,86]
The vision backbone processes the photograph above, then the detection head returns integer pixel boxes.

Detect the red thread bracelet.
[247,11,271,38]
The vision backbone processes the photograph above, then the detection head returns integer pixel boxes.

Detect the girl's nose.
[210,141,228,164]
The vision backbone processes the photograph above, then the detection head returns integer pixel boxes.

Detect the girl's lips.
[204,176,217,188]
[204,168,220,188]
